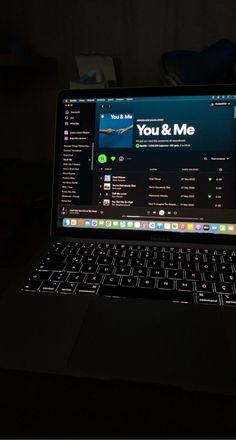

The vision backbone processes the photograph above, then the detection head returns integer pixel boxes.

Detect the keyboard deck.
[21,242,236,306]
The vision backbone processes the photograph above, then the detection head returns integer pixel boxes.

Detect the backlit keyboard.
[21,242,236,306]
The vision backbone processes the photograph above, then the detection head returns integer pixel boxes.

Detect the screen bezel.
[51,84,236,245]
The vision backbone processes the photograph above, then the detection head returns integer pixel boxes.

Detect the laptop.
[1,85,236,395]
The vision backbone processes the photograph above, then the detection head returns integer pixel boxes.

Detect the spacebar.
[99,286,194,303]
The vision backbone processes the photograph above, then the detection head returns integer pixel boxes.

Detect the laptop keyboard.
[21,242,236,306]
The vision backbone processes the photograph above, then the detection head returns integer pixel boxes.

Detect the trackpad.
[68,298,235,394]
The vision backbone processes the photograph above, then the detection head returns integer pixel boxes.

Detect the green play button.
[98,154,107,164]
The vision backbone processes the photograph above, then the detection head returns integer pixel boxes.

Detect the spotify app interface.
[57,95,236,234]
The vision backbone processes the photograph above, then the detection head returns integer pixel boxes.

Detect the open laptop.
[1,85,236,395]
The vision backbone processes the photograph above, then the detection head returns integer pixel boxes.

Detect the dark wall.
[1,0,236,160]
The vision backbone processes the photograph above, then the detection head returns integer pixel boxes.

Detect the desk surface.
[1,161,236,438]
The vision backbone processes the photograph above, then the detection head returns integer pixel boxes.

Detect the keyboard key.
[66,255,82,264]
[77,248,94,256]
[57,282,76,294]
[100,286,194,303]
[223,255,236,264]
[63,247,78,255]
[21,280,41,292]
[115,266,131,276]
[172,253,187,262]
[30,271,51,281]
[157,252,171,260]
[197,293,220,305]
[103,275,120,286]
[189,254,205,262]
[167,270,183,279]
[206,255,222,263]
[180,262,197,271]
[197,292,220,305]
[114,257,129,266]
[94,249,109,256]
[81,256,97,264]
[215,283,234,295]
[109,249,124,257]
[67,242,79,247]
[86,274,103,284]
[139,278,155,288]
[98,265,113,274]
[123,250,140,258]
[185,271,201,281]
[222,295,236,306]
[121,277,138,287]
[75,284,98,295]
[204,272,220,282]
[131,259,146,267]
[216,249,233,256]
[158,279,174,290]
[222,273,236,283]
[140,251,154,259]
[216,263,233,273]
[147,259,162,268]
[38,262,65,272]
[51,242,65,248]
[39,281,59,293]
[99,243,113,249]
[152,246,163,252]
[169,291,194,303]
[50,272,68,281]
[44,254,66,263]
[198,248,215,255]
[181,248,195,253]
[83,242,96,248]
[115,244,128,250]
[177,281,194,291]
[163,261,178,270]
[81,264,97,273]
[167,247,181,253]
[67,273,85,283]
[97,256,113,265]
[130,245,146,250]
[149,268,165,278]
[65,263,81,273]
[48,245,65,254]
[133,267,148,277]
[196,282,214,293]
[198,263,215,272]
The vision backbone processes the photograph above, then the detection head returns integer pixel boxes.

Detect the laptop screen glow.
[57,93,236,235]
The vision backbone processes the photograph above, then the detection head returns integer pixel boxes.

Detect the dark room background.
[1,0,236,161]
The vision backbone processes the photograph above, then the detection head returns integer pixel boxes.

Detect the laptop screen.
[56,90,236,236]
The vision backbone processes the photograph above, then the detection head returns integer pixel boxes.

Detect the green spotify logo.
[98,154,107,164]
